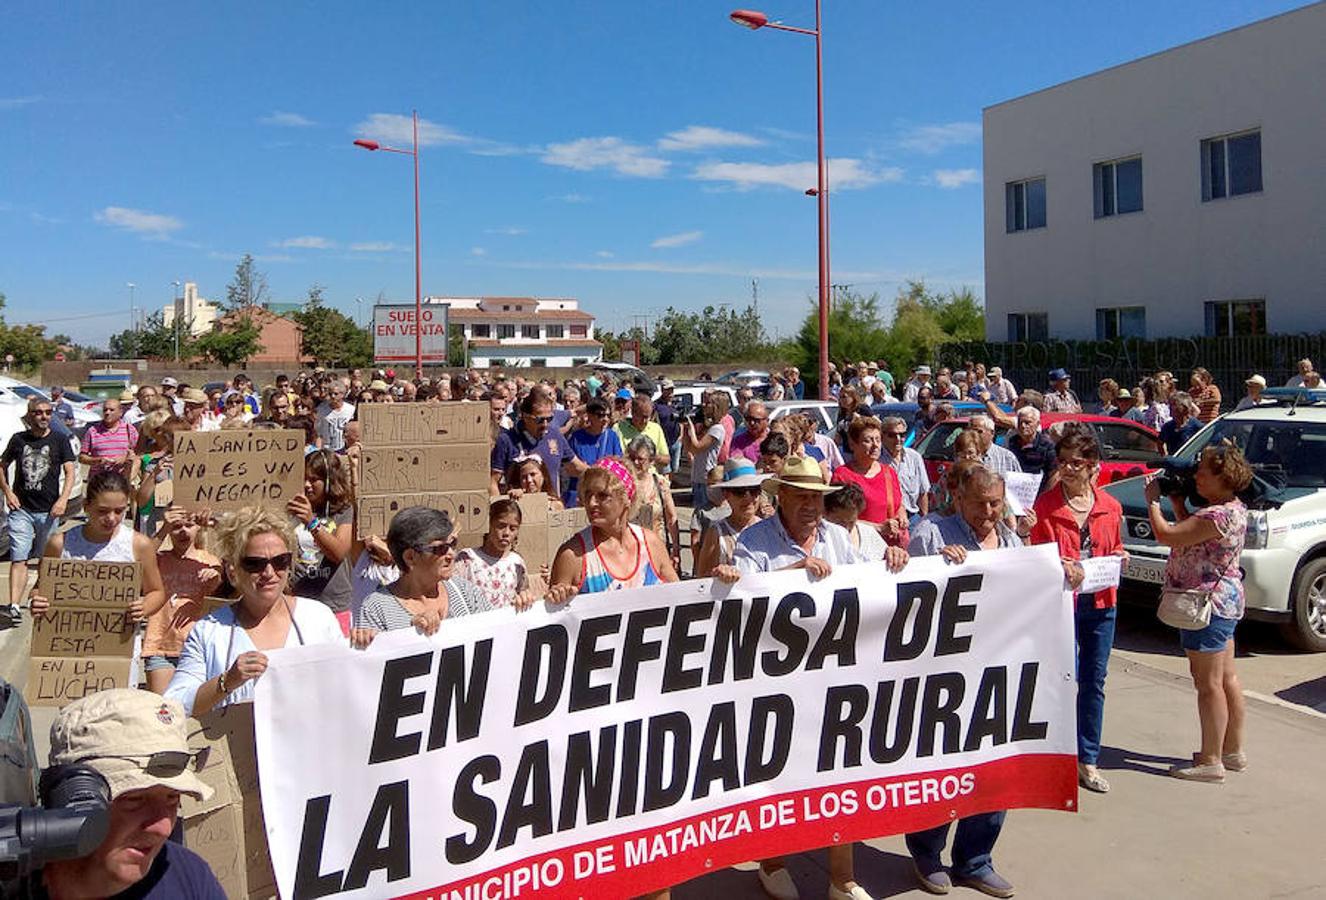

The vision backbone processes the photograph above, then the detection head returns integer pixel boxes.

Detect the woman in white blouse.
[165,505,344,714]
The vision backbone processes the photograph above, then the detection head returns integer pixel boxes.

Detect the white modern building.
[983,1,1326,342]
[161,282,219,336]
[432,296,602,368]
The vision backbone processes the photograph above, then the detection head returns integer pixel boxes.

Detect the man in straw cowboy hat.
[21,689,225,898]
[712,455,908,900]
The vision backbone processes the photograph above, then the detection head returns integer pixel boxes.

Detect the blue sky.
[1,0,1310,345]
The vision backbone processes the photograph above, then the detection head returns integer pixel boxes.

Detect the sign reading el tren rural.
[356,403,490,538]
[173,429,304,511]
[26,559,141,707]
[373,303,449,364]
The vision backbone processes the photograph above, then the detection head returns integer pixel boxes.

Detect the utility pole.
[126,282,137,333]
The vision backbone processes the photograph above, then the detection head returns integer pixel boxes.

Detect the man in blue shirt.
[491,391,581,498]
[50,384,77,431]
[654,379,682,474]
[565,397,622,507]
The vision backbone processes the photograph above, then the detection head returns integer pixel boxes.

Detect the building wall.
[161,282,218,336]
[983,2,1326,341]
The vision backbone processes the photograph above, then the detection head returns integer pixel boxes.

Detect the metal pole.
[413,109,423,381]
[814,0,831,400]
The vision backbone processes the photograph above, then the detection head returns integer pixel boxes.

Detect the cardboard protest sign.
[182,704,277,900]
[172,429,304,511]
[513,496,589,573]
[357,402,494,537]
[254,545,1077,900]
[26,559,140,707]
[357,491,490,540]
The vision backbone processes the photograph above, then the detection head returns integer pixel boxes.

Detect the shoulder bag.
[1157,587,1213,630]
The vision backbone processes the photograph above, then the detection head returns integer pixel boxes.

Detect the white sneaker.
[757,866,800,900]
[827,884,874,900]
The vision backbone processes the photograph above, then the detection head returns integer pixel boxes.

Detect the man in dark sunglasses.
[491,391,579,499]
[29,689,226,898]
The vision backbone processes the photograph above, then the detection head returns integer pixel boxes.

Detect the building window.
[572,357,589,366]
[496,324,516,339]
[1007,313,1049,342]
[546,324,564,339]
[471,323,490,338]
[570,324,588,337]
[502,305,510,311]
[530,358,547,368]
[1094,157,1143,218]
[1202,130,1262,201]
[521,324,540,339]
[1205,299,1265,337]
[1095,306,1147,340]
[1005,177,1047,232]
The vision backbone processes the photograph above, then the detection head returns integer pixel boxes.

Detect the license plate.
[1122,557,1166,584]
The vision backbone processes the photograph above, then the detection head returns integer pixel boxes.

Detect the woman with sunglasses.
[219,392,252,427]
[350,506,492,649]
[165,505,345,715]
[694,458,767,578]
[1030,425,1125,794]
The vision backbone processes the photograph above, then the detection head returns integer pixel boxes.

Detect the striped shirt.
[83,420,139,467]
[353,577,493,632]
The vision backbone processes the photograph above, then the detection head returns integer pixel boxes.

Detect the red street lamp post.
[354,109,424,380]
[730,4,832,400]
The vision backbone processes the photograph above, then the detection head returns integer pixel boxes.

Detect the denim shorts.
[143,654,180,672]
[1180,615,1238,652]
[7,508,54,561]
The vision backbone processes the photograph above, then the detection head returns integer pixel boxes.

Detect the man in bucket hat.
[713,456,908,900]
[30,689,225,898]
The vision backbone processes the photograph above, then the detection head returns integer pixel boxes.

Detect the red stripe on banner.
[392,753,1076,900]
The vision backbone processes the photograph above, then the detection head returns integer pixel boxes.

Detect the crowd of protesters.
[6,353,1300,898]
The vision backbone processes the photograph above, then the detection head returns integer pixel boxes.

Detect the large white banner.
[254,545,1077,900]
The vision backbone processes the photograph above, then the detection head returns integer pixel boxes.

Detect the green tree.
[292,284,373,366]
[193,316,264,366]
[107,312,194,360]
[0,290,61,367]
[648,304,768,364]
[223,254,270,311]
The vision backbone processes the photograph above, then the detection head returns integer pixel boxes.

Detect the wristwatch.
[218,671,229,695]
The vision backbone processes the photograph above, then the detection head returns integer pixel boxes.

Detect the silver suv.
[1106,388,1326,651]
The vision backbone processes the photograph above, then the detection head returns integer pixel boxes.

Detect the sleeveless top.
[712,517,741,567]
[630,473,667,541]
[576,524,661,594]
[62,523,136,562]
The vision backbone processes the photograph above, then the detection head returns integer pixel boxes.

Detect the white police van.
[1106,387,1326,651]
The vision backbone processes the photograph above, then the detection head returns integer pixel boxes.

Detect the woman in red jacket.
[1031,425,1126,795]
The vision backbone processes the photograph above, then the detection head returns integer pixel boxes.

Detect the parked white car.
[0,377,99,432]
[767,399,840,435]
[0,403,83,557]
[1106,387,1326,651]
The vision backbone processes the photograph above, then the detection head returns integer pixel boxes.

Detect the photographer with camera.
[1144,443,1254,784]
[8,689,224,898]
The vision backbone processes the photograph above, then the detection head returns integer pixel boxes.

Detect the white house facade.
[434,296,603,368]
[983,1,1326,342]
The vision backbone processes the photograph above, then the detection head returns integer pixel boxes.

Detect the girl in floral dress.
[453,499,536,608]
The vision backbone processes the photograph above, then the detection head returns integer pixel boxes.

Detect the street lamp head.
[805,188,819,196]
[729,9,768,29]
[353,139,381,151]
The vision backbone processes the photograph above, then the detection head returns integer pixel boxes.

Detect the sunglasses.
[415,536,459,556]
[724,485,762,496]
[238,553,294,574]
[528,415,554,424]
[80,748,209,776]
[746,416,769,423]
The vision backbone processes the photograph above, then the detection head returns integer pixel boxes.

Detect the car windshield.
[10,385,47,400]
[1178,419,1326,488]
[915,423,965,459]
[1094,422,1164,462]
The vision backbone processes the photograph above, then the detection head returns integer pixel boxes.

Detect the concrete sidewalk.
[676,657,1325,900]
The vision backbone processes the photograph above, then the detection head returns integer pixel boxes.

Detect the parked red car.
[913,413,1163,490]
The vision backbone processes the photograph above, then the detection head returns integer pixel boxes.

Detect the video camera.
[1152,456,1199,498]
[1,680,111,887]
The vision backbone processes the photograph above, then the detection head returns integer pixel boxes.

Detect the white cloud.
[547,193,589,203]
[651,230,703,249]
[541,137,669,178]
[896,121,981,154]
[0,96,41,110]
[658,125,764,152]
[353,113,523,157]
[260,111,315,127]
[484,226,526,236]
[596,250,615,259]
[690,159,901,192]
[349,241,409,252]
[94,206,183,239]
[470,247,487,256]
[932,168,981,189]
[275,235,335,249]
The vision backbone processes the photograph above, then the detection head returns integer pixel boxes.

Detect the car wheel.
[1283,556,1326,652]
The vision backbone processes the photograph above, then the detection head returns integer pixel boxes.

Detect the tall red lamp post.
[354,109,424,379]
[730,4,832,399]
